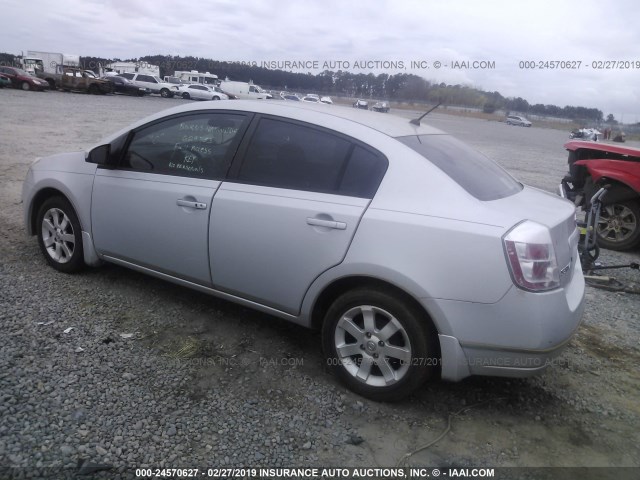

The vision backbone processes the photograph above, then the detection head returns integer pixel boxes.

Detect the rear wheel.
[36,196,84,273]
[21,81,31,91]
[322,288,438,401]
[182,92,190,99]
[596,200,640,251]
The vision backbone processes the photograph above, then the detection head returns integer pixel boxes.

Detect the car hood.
[30,151,97,175]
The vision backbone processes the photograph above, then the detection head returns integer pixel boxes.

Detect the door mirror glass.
[87,144,112,165]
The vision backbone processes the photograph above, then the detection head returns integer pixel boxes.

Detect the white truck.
[22,51,81,89]
[218,80,269,100]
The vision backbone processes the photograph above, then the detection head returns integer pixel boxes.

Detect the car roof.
[110,100,444,139]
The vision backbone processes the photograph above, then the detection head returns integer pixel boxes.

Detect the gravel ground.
[0,90,639,479]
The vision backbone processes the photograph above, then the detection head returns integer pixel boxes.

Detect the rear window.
[397,135,522,201]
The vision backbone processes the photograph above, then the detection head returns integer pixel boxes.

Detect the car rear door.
[91,112,250,286]
[209,116,387,314]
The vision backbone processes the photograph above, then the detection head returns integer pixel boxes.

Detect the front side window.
[122,113,247,180]
[237,118,387,198]
[137,75,155,83]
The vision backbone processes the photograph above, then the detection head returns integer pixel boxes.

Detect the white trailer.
[104,62,160,77]
[174,70,219,86]
[25,51,80,74]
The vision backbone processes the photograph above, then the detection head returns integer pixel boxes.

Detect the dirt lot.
[1,90,639,477]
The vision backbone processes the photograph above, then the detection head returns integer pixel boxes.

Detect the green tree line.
[1,52,603,122]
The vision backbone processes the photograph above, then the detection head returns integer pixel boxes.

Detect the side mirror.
[86,144,112,166]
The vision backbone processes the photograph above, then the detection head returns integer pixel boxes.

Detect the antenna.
[410,102,441,126]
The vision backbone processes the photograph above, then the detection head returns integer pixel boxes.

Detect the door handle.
[306,217,347,230]
[177,199,207,209]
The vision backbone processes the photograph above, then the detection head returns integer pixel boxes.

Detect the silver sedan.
[22,101,585,400]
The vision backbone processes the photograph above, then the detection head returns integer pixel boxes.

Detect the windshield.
[397,135,522,201]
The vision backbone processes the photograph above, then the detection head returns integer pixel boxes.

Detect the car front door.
[91,112,249,286]
[209,116,387,314]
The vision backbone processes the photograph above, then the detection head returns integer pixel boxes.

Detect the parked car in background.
[301,95,320,103]
[320,96,333,104]
[282,93,300,101]
[560,141,640,250]
[22,100,585,401]
[353,99,368,109]
[117,73,178,98]
[0,73,11,88]
[58,68,112,95]
[175,84,229,101]
[569,128,601,141]
[506,115,532,127]
[0,66,50,91]
[101,76,147,96]
[372,101,390,113]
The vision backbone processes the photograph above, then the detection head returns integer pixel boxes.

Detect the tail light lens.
[503,221,560,291]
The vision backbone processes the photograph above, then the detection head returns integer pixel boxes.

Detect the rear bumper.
[434,265,586,381]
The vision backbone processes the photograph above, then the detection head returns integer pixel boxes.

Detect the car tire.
[46,79,56,89]
[21,81,31,91]
[36,196,85,273]
[596,200,640,251]
[322,288,438,401]
[182,92,190,99]
[160,88,172,98]
[88,84,99,95]
[212,96,220,100]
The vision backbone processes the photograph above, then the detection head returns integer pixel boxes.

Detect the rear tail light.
[503,221,560,291]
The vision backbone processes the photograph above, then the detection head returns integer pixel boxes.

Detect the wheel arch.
[309,275,440,340]
[28,187,71,235]
[585,176,639,207]
[28,186,102,266]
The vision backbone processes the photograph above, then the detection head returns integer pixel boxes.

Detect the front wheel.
[160,88,172,98]
[596,200,640,251]
[212,96,220,100]
[182,92,190,99]
[21,81,31,91]
[36,196,84,273]
[322,288,438,401]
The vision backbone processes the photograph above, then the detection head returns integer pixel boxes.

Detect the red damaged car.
[561,140,640,250]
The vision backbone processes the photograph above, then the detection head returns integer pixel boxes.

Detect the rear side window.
[398,135,522,201]
[340,146,387,198]
[237,118,387,198]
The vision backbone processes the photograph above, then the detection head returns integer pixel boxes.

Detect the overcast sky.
[3,0,639,120]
